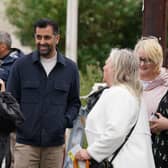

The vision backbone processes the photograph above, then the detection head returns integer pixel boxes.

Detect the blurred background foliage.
[6,0,142,97]
[80,64,103,104]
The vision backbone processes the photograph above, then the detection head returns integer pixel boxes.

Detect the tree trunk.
[143,0,168,67]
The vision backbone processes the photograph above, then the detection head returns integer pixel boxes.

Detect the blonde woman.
[75,49,155,168]
[134,36,168,168]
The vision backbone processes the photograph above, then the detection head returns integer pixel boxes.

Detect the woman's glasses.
[139,57,155,65]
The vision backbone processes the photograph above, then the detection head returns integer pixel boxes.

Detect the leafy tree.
[6,0,142,71]
[5,0,142,95]
[80,64,103,96]
[78,0,142,70]
[6,0,67,49]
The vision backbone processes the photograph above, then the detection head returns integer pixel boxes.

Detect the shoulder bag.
[89,114,139,168]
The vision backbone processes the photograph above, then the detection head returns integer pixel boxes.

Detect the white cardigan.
[86,85,155,168]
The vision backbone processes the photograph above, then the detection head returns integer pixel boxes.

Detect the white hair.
[107,48,142,97]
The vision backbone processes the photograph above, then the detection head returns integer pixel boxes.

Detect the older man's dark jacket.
[0,48,24,82]
[7,50,81,147]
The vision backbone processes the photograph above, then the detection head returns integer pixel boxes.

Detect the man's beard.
[37,44,52,57]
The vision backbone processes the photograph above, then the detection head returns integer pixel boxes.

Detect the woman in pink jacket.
[134,36,168,168]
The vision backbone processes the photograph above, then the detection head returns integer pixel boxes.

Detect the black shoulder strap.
[109,102,140,163]
[109,122,136,163]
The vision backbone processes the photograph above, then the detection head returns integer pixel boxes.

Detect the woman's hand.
[150,113,168,133]
[0,79,5,92]
[75,149,91,161]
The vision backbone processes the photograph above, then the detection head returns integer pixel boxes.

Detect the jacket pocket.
[21,81,40,103]
[51,81,70,105]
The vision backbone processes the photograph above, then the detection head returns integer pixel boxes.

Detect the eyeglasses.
[139,57,154,65]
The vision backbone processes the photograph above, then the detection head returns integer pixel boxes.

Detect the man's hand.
[0,79,5,92]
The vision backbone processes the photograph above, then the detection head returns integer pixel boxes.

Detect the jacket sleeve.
[87,87,138,162]
[64,63,81,128]
[0,68,9,82]
[6,60,21,104]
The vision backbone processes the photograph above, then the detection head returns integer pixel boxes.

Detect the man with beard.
[7,18,81,168]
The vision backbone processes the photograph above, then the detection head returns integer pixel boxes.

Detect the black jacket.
[7,50,81,147]
[0,48,24,82]
[0,92,24,135]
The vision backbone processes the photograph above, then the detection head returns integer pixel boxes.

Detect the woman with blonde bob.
[75,49,155,168]
[134,36,168,168]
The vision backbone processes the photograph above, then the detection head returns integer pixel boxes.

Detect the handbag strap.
[109,105,140,163]
[109,122,136,163]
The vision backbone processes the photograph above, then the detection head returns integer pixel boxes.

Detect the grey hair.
[108,48,142,98]
[0,31,12,49]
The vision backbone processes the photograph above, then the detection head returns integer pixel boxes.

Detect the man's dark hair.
[33,18,59,35]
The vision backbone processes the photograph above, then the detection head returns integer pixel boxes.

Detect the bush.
[80,64,103,106]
